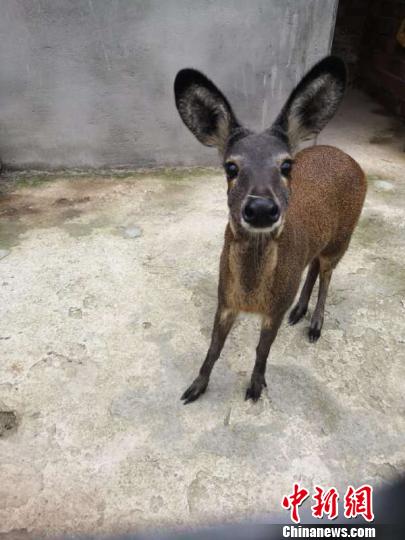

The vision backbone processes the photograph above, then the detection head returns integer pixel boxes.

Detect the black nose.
[242,197,280,228]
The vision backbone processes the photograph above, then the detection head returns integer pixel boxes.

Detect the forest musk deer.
[174,56,366,404]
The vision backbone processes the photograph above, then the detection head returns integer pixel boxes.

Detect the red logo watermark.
[344,485,374,522]
[282,483,310,524]
[282,484,374,524]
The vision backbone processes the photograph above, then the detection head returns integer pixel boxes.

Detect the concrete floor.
[0,91,405,538]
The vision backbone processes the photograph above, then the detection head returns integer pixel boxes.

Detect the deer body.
[174,57,367,403]
[221,145,366,317]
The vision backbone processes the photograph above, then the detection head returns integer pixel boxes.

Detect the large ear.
[271,56,347,151]
[174,69,241,153]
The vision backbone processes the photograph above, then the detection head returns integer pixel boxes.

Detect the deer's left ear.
[270,56,347,151]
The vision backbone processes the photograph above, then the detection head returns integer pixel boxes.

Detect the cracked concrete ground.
[0,91,405,538]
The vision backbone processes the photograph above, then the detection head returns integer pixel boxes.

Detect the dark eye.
[224,161,239,180]
[280,159,293,176]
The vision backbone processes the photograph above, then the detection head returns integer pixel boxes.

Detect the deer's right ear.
[174,69,241,153]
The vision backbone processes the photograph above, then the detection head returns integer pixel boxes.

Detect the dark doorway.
[332,0,405,120]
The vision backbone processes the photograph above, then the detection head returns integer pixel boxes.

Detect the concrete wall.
[0,0,338,170]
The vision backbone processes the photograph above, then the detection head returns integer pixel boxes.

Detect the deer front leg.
[181,307,237,404]
[245,315,282,402]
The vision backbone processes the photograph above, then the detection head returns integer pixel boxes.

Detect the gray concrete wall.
[0,0,338,170]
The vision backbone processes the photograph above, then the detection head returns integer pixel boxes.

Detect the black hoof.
[288,304,307,325]
[245,377,267,402]
[308,326,321,343]
[181,375,208,404]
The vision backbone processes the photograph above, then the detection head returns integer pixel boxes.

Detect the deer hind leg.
[308,257,333,342]
[288,257,320,325]
[309,239,351,343]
